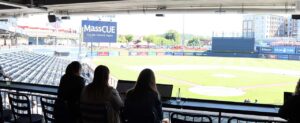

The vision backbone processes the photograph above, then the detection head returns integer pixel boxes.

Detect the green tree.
[164,30,181,45]
[125,34,134,43]
[117,35,127,43]
[144,35,156,44]
[187,36,203,46]
[144,35,172,46]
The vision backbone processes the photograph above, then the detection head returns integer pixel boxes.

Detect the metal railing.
[0,80,286,123]
[0,81,57,116]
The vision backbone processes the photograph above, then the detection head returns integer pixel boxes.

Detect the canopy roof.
[0,0,298,16]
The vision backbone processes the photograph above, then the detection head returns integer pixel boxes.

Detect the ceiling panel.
[44,0,296,12]
[0,0,298,16]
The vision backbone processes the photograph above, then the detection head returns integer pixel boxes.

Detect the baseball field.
[93,56,300,105]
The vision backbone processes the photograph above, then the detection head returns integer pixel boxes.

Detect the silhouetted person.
[123,69,168,123]
[0,65,12,80]
[81,65,123,123]
[54,61,85,123]
[279,79,300,123]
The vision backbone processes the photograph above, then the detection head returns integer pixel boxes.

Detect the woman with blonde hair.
[54,61,85,123]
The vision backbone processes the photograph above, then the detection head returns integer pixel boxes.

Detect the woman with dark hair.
[81,65,123,123]
[123,68,168,123]
[54,61,85,123]
[279,79,300,123]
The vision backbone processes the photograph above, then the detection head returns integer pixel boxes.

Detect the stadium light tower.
[181,14,185,52]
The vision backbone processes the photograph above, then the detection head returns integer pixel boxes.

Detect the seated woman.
[54,61,85,123]
[123,68,168,123]
[81,65,123,123]
[279,79,300,123]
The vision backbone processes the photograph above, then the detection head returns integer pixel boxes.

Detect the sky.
[18,14,244,37]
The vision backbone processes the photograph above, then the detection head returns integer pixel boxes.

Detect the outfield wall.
[257,46,300,60]
[86,51,258,57]
[86,50,300,61]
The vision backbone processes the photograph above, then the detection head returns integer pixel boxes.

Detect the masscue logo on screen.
[82,20,117,43]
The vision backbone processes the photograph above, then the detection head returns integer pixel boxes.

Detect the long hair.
[0,65,3,76]
[295,79,300,95]
[65,61,82,75]
[133,68,158,94]
[89,65,110,92]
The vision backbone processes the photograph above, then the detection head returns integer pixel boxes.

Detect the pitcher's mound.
[189,86,245,97]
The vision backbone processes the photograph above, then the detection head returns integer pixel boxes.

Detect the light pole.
[182,14,185,52]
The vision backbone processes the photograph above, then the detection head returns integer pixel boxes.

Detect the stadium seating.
[0,51,93,86]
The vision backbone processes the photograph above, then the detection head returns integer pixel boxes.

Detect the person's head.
[134,68,158,93]
[92,65,110,87]
[295,79,300,95]
[65,61,82,76]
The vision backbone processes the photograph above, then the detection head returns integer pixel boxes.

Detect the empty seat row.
[0,51,87,86]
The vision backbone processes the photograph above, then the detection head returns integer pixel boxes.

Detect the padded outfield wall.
[257,46,300,60]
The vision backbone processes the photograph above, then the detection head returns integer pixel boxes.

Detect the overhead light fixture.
[48,12,57,23]
[155,14,164,17]
[292,15,300,19]
[61,16,70,20]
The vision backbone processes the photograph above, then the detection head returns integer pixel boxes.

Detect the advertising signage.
[273,47,295,54]
[82,20,117,43]
[259,47,273,53]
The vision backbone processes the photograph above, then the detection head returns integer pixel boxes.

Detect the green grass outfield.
[93,56,300,105]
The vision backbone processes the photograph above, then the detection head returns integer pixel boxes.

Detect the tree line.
[117,30,209,46]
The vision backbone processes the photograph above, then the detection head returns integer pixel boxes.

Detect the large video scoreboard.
[212,37,255,53]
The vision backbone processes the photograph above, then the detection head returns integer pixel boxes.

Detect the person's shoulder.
[126,89,134,95]
[292,95,300,101]
[110,87,117,93]
[61,74,67,79]
[284,95,300,107]
[294,94,300,97]
[74,74,84,80]
[73,75,85,83]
